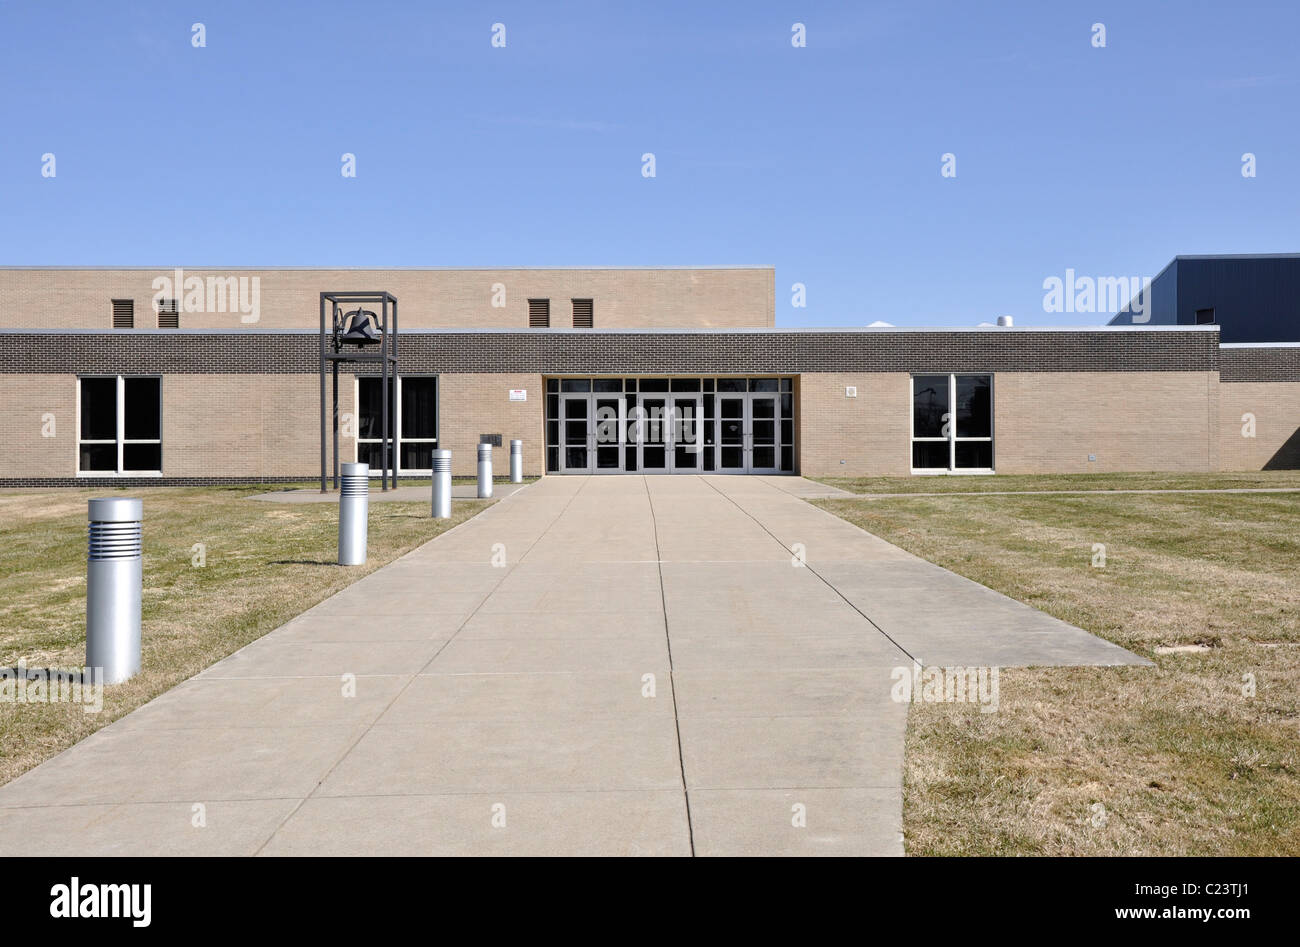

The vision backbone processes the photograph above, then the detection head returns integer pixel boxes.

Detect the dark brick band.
[0,476,314,488]
[0,328,1220,375]
[1219,347,1300,383]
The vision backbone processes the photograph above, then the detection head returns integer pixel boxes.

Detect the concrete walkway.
[0,476,1147,856]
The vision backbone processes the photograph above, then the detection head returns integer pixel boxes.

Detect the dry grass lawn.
[0,485,490,787]
[816,478,1300,855]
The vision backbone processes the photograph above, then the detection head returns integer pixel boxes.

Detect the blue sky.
[2,0,1296,327]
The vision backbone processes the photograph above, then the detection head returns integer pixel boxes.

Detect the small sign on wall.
[845,386,858,398]
[509,389,527,402]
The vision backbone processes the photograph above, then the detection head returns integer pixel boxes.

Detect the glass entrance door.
[749,395,780,474]
[592,395,624,473]
[671,394,703,471]
[716,394,747,472]
[636,394,670,473]
[545,377,795,476]
[560,395,592,473]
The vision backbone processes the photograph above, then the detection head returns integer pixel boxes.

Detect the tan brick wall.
[0,268,773,331]
[797,373,912,477]
[797,371,1219,477]
[0,375,78,478]
[0,374,339,479]
[163,374,329,478]
[1217,381,1300,470]
[994,372,1216,473]
[0,371,547,480]
[19,367,1283,481]
[168,372,545,480]
[436,373,544,477]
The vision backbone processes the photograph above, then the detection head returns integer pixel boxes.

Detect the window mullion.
[116,375,126,475]
[951,374,961,470]
[395,376,403,474]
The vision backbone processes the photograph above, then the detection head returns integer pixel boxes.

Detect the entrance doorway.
[715,391,781,474]
[545,377,794,475]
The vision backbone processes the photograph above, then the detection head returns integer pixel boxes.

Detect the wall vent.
[572,298,593,328]
[111,299,134,329]
[157,299,179,328]
[528,298,550,328]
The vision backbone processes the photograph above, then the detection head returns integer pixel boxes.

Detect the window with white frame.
[78,376,162,474]
[911,373,993,472]
[355,375,437,474]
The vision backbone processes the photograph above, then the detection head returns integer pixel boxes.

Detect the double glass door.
[635,393,702,473]
[560,393,624,473]
[547,378,792,475]
[560,392,702,473]
[716,393,781,474]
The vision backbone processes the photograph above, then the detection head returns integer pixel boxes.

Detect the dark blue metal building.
[1109,254,1300,343]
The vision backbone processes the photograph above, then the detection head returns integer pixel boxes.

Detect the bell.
[339,308,381,345]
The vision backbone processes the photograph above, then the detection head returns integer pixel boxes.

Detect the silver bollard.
[510,439,523,483]
[338,462,369,566]
[477,443,493,499]
[432,449,452,519]
[86,497,143,685]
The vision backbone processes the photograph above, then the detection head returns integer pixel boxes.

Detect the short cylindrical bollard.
[86,497,143,685]
[338,462,369,566]
[477,443,493,499]
[432,449,452,519]
[510,439,523,483]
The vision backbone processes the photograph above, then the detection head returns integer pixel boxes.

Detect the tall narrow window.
[528,298,550,327]
[572,298,593,328]
[911,374,993,473]
[400,377,437,470]
[78,376,162,474]
[111,299,134,328]
[356,375,438,475]
[157,298,179,328]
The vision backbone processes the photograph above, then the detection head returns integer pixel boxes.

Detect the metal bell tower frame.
[319,291,398,493]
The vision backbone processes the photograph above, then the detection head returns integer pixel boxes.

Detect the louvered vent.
[111,299,134,329]
[528,298,550,328]
[157,299,179,328]
[572,298,593,328]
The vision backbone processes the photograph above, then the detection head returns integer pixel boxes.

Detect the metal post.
[381,331,390,493]
[432,449,452,519]
[86,497,142,685]
[319,297,328,493]
[477,443,493,498]
[510,439,523,483]
[338,462,369,565]
[332,361,339,491]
